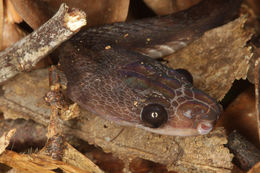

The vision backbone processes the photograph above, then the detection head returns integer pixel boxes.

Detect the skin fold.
[59,0,242,136]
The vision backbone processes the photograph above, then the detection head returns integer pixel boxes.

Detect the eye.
[141,104,168,128]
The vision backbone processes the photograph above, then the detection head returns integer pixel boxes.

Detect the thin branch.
[227,130,260,171]
[0,3,87,84]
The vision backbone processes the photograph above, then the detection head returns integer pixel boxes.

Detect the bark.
[0,3,86,84]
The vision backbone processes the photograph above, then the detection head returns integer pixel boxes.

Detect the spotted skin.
[59,0,241,136]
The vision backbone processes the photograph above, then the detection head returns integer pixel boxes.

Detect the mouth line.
[197,121,213,135]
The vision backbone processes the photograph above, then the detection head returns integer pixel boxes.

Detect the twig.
[254,58,260,142]
[227,130,260,171]
[44,66,66,160]
[0,3,86,84]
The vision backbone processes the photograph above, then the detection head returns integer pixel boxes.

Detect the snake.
[58,0,242,136]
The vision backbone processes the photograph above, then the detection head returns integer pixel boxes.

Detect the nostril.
[200,108,219,121]
[197,122,213,135]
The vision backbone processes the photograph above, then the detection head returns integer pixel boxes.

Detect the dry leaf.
[0,119,47,151]
[62,142,104,173]
[1,0,26,50]
[10,0,130,28]
[248,160,260,173]
[144,0,201,15]
[39,142,104,173]
[246,0,260,16]
[216,87,259,146]
[0,150,89,173]
[165,16,253,100]
[0,129,16,154]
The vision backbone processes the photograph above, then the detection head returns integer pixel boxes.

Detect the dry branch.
[254,58,260,142]
[227,131,260,171]
[0,3,86,84]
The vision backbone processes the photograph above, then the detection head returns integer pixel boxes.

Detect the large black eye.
[141,104,168,128]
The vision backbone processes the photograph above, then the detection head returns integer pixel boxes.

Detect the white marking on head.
[183,109,192,119]
[179,41,187,46]
[158,45,175,55]
[141,40,188,58]
[147,49,163,58]
[105,137,111,141]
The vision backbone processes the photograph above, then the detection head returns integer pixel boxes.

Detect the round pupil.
[141,104,168,128]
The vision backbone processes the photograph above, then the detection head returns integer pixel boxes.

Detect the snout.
[196,101,222,134]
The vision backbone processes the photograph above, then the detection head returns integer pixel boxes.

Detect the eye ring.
[141,103,168,128]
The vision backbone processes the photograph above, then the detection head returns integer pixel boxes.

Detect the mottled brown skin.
[59,0,241,136]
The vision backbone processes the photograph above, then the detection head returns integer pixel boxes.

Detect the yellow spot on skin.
[247,113,253,117]
[146,38,151,44]
[134,101,138,107]
[124,33,129,38]
[140,99,146,102]
[105,45,111,50]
